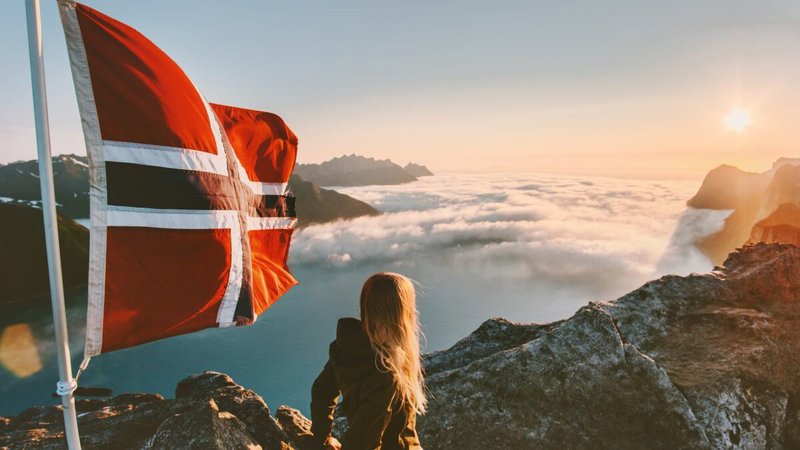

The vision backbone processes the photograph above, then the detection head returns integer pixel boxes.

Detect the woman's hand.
[323,436,342,450]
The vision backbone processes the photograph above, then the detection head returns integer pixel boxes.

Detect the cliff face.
[747,202,800,246]
[5,243,800,449]
[687,164,766,211]
[288,175,379,226]
[691,159,800,263]
[0,204,89,305]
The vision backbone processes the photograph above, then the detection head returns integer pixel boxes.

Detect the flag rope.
[74,356,91,382]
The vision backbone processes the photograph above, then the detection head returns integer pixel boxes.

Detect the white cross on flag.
[58,1,298,356]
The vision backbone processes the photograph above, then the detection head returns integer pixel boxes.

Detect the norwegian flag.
[58,2,298,355]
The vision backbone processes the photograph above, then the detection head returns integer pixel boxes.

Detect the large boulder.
[419,307,710,449]
[142,399,262,450]
[175,371,290,449]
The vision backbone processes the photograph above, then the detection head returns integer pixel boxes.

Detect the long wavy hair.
[360,272,427,414]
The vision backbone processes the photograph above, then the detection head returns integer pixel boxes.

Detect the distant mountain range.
[294,154,433,187]
[689,157,800,263]
[0,155,379,303]
[0,155,378,225]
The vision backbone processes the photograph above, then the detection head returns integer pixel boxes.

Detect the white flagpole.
[24,0,82,448]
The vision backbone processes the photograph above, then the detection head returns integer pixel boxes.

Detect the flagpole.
[24,0,82,448]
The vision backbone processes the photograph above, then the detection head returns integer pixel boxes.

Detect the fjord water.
[0,173,715,416]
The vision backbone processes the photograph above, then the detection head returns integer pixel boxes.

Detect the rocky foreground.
[4,243,800,449]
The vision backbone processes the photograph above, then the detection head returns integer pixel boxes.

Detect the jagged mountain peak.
[403,162,434,177]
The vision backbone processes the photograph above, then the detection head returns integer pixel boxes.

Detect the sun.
[725,108,751,133]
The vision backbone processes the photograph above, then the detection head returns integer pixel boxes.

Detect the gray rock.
[142,399,261,450]
[276,405,341,450]
[1,374,293,450]
[76,394,175,450]
[175,371,291,450]
[275,406,312,447]
[418,306,710,449]
[416,243,800,449]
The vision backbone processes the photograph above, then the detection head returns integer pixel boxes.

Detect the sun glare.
[725,108,751,133]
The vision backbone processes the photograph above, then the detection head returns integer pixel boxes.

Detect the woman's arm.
[311,360,340,445]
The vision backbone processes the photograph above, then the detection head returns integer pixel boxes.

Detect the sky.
[3,0,800,178]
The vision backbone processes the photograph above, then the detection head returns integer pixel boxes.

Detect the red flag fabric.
[58,2,298,355]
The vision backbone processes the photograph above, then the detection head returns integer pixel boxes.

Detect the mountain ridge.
[0,156,380,303]
[0,155,378,225]
[294,154,432,187]
[0,154,89,219]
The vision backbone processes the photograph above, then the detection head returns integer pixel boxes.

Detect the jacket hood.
[330,317,380,383]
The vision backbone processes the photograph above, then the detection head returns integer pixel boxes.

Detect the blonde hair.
[360,272,427,414]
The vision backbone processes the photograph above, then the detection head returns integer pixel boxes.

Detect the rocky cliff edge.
[4,243,800,449]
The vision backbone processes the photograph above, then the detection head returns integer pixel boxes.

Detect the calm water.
[0,173,713,416]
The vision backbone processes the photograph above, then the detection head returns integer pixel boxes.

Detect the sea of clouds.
[282,173,733,349]
[297,174,722,295]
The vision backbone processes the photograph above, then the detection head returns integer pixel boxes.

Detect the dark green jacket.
[310,318,422,450]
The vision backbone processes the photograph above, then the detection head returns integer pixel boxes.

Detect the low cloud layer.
[288,172,727,346]
[294,173,710,281]
[657,207,732,275]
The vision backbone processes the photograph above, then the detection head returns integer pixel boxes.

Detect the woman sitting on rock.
[310,272,427,450]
